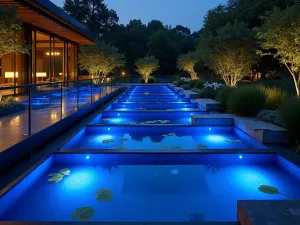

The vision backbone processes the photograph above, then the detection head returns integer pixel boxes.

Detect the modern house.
[0,0,95,92]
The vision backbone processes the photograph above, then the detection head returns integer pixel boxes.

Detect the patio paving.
[0,86,116,152]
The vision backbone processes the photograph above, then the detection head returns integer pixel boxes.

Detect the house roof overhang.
[1,0,95,44]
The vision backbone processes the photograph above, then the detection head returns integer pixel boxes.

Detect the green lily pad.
[112,146,128,150]
[224,139,242,143]
[258,185,280,194]
[95,188,114,202]
[168,133,176,136]
[171,146,182,149]
[120,138,128,142]
[102,139,115,144]
[197,144,209,149]
[59,168,70,176]
[72,207,94,221]
[47,173,64,183]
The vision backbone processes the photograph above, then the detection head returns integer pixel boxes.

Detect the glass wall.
[0,27,78,93]
[53,38,64,82]
[35,32,50,83]
[67,43,76,81]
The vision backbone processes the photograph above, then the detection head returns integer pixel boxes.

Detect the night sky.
[50,0,227,31]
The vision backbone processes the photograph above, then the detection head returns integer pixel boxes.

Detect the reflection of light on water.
[109,118,123,123]
[205,134,224,142]
[231,167,270,191]
[63,170,95,190]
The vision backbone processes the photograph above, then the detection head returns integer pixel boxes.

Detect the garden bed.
[0,97,25,117]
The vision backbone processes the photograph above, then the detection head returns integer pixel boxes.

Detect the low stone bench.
[182,90,200,99]
[192,114,289,144]
[197,98,222,111]
[238,200,300,225]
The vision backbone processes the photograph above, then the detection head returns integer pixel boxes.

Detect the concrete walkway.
[0,86,116,152]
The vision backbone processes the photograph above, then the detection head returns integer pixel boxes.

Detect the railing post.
[60,83,63,120]
[110,77,112,92]
[100,79,102,99]
[90,79,93,103]
[28,85,32,136]
[76,80,79,110]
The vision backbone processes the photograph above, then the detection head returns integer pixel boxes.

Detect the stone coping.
[197,99,222,112]
[192,114,289,144]
[238,200,300,225]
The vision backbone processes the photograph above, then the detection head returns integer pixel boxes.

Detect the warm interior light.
[36,72,47,77]
[5,72,18,78]
[46,52,60,56]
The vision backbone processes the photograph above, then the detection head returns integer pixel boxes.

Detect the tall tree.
[135,56,159,83]
[148,29,180,74]
[177,52,199,80]
[0,6,29,59]
[198,21,257,86]
[64,0,118,37]
[256,4,300,96]
[78,41,125,83]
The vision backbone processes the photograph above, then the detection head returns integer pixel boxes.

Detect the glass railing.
[0,77,125,152]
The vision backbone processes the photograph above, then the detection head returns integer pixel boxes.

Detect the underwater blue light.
[118,113,120,116]
[206,134,224,142]
[86,155,90,159]
[43,96,46,97]
[209,127,212,131]
[239,155,243,159]
[108,127,110,131]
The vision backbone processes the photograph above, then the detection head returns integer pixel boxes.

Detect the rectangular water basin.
[90,111,209,125]
[62,125,267,151]
[1,153,299,222]
[111,103,198,110]
[118,98,191,103]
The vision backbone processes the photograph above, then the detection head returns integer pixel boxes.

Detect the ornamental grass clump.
[279,98,300,147]
[228,86,266,117]
[215,86,237,111]
[260,86,288,110]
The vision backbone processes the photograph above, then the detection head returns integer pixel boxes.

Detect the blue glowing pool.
[0,153,299,222]
[91,111,209,125]
[62,125,267,151]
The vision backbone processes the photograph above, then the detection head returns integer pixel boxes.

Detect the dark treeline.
[64,0,198,75]
[64,0,296,76]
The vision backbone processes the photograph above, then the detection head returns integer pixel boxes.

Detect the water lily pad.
[258,185,280,194]
[95,188,114,202]
[224,139,241,143]
[112,146,128,150]
[171,146,181,149]
[72,207,94,221]
[102,139,115,144]
[120,138,128,142]
[168,133,176,136]
[59,168,70,176]
[47,173,64,183]
[197,144,209,149]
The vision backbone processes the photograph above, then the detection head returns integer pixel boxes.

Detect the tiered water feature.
[1,85,300,223]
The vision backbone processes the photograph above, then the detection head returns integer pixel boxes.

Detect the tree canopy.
[177,52,199,80]
[64,0,118,37]
[78,41,125,83]
[0,6,29,58]
[135,56,159,83]
[256,4,300,96]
